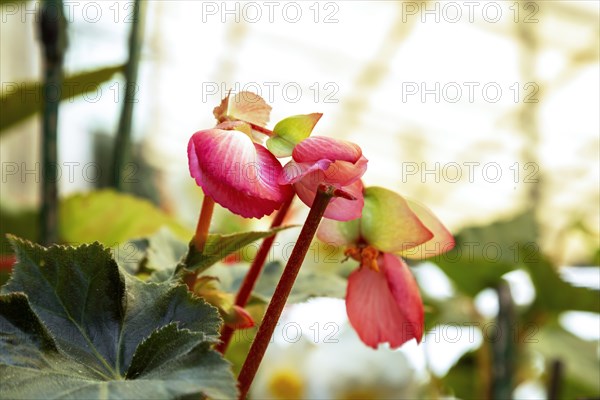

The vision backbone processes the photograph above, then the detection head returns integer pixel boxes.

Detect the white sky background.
[0,1,598,398]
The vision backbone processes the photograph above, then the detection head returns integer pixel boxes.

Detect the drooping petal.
[188,128,291,218]
[381,253,424,343]
[199,171,285,218]
[322,156,368,186]
[361,187,433,253]
[283,137,367,221]
[279,160,332,185]
[292,136,362,164]
[294,176,363,221]
[346,253,423,349]
[400,199,456,259]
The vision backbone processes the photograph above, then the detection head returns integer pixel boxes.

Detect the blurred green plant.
[427,210,599,399]
[0,66,124,133]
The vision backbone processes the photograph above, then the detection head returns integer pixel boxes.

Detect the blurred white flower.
[250,320,420,399]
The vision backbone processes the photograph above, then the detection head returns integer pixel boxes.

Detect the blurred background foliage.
[1,1,598,399]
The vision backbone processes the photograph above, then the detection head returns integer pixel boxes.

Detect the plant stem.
[216,196,294,354]
[194,195,215,252]
[491,282,515,399]
[112,0,144,191]
[546,359,563,400]
[39,0,67,246]
[237,186,333,399]
[184,195,215,291]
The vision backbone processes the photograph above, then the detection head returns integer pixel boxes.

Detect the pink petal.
[292,136,362,164]
[346,253,423,349]
[400,200,455,259]
[321,180,364,221]
[188,129,292,218]
[294,177,364,221]
[323,156,368,186]
[279,160,332,185]
[198,164,287,218]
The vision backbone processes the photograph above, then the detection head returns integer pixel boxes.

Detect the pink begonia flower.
[279,136,368,221]
[317,187,455,349]
[188,120,293,219]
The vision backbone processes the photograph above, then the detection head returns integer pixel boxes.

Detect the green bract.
[318,186,458,259]
[0,237,238,400]
[266,113,322,157]
[361,187,433,253]
[175,226,293,276]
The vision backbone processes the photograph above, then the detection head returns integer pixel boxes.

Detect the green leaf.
[0,236,237,399]
[1,191,189,255]
[59,190,192,246]
[0,293,59,360]
[125,324,236,398]
[1,65,123,132]
[266,113,322,157]
[0,0,27,6]
[114,228,188,282]
[442,350,486,399]
[177,227,293,275]
[561,375,600,400]
[525,256,599,314]
[0,206,38,255]
[531,324,600,397]
[432,211,538,297]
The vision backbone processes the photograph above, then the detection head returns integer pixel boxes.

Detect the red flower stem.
[185,195,215,290]
[237,186,334,399]
[216,196,294,354]
[194,195,215,251]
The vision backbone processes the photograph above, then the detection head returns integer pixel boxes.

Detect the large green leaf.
[432,211,538,297]
[1,190,190,256]
[176,227,294,275]
[442,351,486,399]
[59,190,192,246]
[524,256,599,314]
[0,207,38,255]
[531,324,600,398]
[114,228,188,282]
[0,0,27,6]
[0,236,237,399]
[1,65,123,132]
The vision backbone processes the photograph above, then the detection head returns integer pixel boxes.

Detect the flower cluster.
[318,187,455,348]
[187,91,454,349]
[188,91,365,220]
